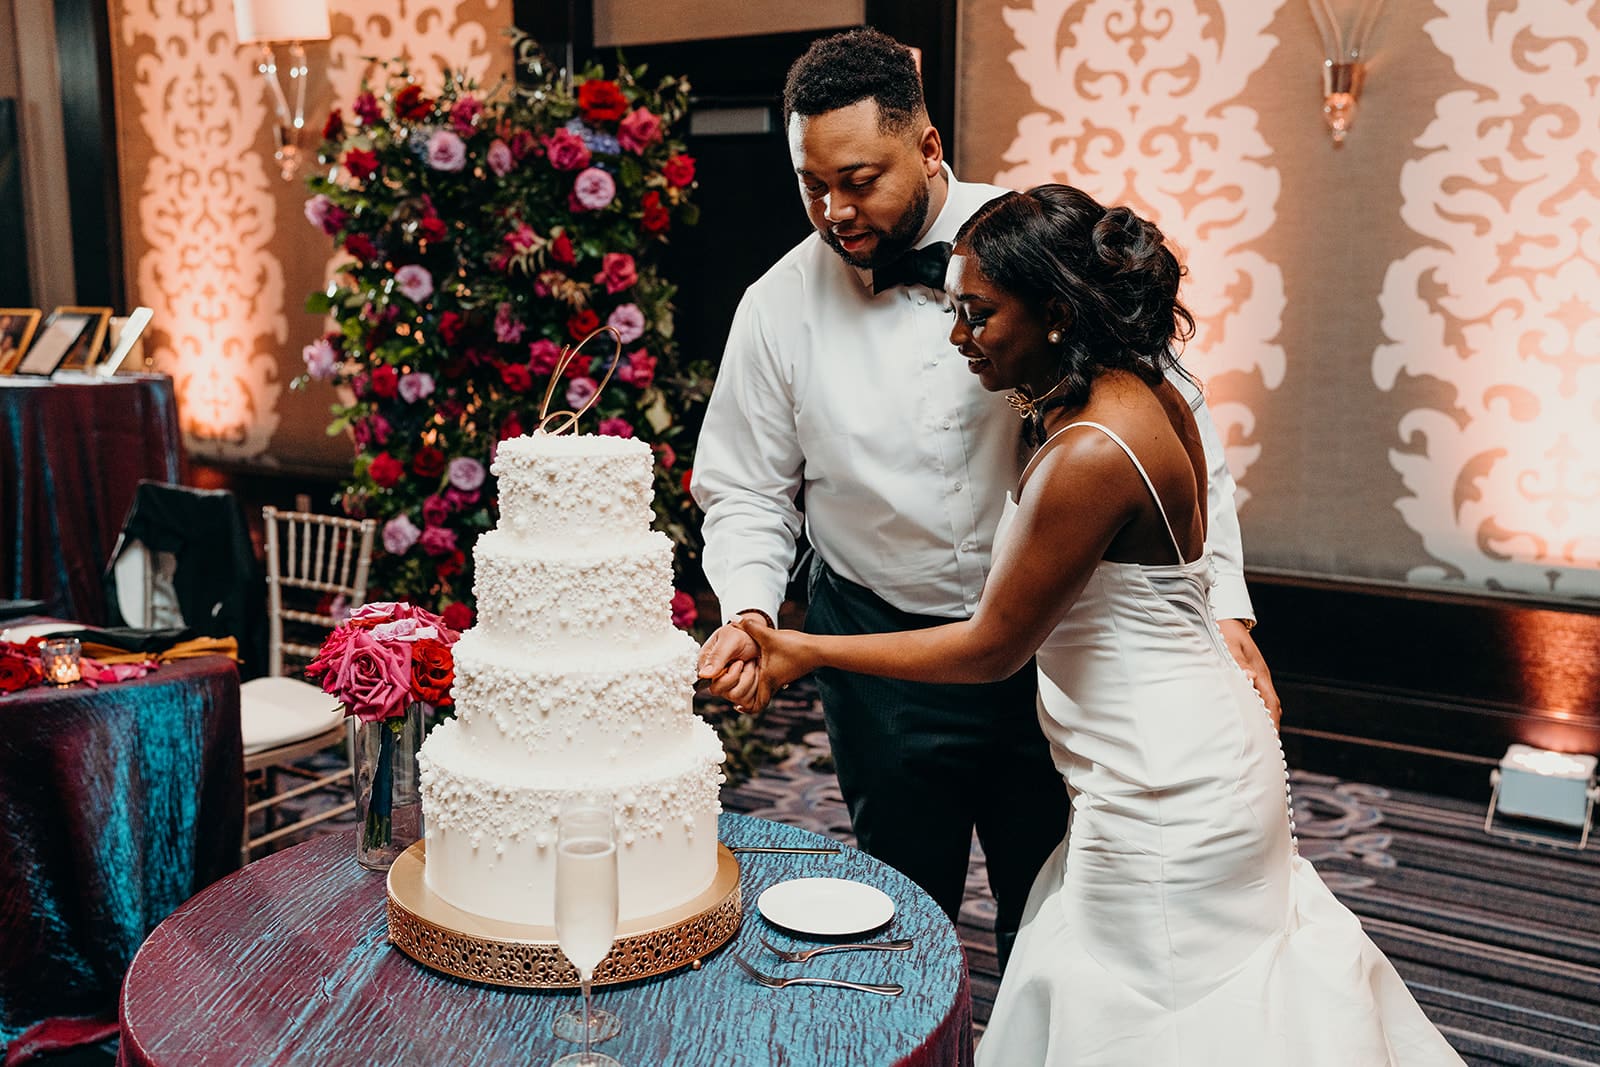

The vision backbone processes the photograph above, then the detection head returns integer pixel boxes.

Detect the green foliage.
[296,36,708,627]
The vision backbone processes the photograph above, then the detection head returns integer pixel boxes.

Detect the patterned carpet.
[265,682,1600,1066]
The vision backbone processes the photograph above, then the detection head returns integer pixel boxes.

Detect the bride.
[701,185,1465,1065]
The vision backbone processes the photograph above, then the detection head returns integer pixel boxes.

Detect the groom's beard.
[820,180,931,271]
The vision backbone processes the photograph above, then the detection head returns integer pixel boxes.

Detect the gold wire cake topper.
[536,324,624,435]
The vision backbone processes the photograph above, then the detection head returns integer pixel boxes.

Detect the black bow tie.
[872,241,952,294]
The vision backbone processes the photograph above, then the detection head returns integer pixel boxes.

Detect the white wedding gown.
[976,422,1464,1066]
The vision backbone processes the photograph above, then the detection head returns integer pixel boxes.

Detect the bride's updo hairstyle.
[955,184,1195,415]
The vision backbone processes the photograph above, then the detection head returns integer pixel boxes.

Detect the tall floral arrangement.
[299,38,708,630]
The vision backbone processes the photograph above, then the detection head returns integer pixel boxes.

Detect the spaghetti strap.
[1021,420,1188,562]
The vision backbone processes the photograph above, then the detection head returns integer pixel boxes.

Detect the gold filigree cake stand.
[386,841,742,988]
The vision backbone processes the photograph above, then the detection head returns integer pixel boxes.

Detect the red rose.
[410,638,455,706]
[437,550,466,581]
[509,129,537,160]
[412,446,447,478]
[0,652,40,693]
[369,365,399,398]
[438,311,465,346]
[567,308,600,339]
[577,79,629,123]
[345,233,377,262]
[369,452,404,489]
[322,109,345,141]
[353,91,382,125]
[440,603,474,631]
[641,190,671,234]
[418,216,448,243]
[662,154,696,188]
[549,231,576,266]
[670,589,698,630]
[501,363,533,392]
[499,412,524,441]
[344,148,379,181]
[394,84,432,121]
[681,467,694,496]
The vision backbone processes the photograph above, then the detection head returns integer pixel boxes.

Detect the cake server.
[726,845,841,855]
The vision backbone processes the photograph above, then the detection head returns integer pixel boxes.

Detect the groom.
[693,28,1276,965]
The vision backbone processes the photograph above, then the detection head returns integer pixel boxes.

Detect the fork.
[730,953,903,996]
[760,936,914,963]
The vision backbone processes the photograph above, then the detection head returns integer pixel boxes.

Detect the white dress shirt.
[693,169,1255,625]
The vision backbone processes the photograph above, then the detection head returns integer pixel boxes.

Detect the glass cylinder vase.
[354,700,424,870]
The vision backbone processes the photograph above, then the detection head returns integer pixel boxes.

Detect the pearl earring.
[1047,329,1064,345]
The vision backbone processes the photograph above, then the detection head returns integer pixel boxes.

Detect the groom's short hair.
[783,27,927,135]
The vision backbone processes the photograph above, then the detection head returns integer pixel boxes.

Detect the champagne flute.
[552,799,622,1066]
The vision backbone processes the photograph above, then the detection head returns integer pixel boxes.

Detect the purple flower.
[304,194,346,235]
[419,525,458,556]
[301,337,338,380]
[571,167,616,211]
[383,514,421,555]
[606,303,646,344]
[422,493,452,527]
[426,129,467,172]
[487,138,514,177]
[494,302,524,343]
[444,486,480,509]
[566,376,598,408]
[398,371,435,403]
[448,456,485,491]
[395,265,434,303]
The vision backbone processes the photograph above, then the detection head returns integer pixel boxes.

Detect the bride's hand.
[731,619,811,714]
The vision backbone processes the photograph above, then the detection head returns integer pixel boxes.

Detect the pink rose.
[449,96,483,137]
[528,338,563,375]
[571,167,616,211]
[444,486,480,509]
[594,252,637,294]
[542,128,591,172]
[398,372,435,404]
[504,223,543,254]
[655,442,676,469]
[302,337,338,380]
[616,347,656,389]
[448,456,485,491]
[598,417,633,438]
[426,129,467,172]
[422,494,452,527]
[606,303,646,344]
[331,629,412,722]
[395,265,434,303]
[382,514,421,555]
[566,376,598,408]
[494,302,524,343]
[487,138,515,177]
[419,525,458,557]
[618,107,663,153]
[304,194,346,235]
[671,589,698,630]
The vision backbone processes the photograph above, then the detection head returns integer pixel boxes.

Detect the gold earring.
[1047,329,1064,345]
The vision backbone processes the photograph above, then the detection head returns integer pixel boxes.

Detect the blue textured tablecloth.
[0,373,186,625]
[118,812,973,1066]
[0,655,243,1047]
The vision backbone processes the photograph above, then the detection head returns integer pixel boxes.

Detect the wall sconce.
[1305,0,1387,145]
[1486,744,1598,850]
[234,0,331,181]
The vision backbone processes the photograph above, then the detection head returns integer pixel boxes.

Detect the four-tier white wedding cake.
[417,431,724,926]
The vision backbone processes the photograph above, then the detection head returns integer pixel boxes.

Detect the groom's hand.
[1217,619,1281,729]
[697,611,769,712]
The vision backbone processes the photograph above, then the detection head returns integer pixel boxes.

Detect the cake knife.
[726,845,841,855]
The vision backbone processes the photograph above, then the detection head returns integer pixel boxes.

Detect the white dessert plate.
[756,877,895,937]
[0,622,77,644]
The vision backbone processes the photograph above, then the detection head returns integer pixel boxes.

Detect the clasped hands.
[696,613,799,713]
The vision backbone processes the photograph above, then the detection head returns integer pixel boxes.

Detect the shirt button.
[953,482,963,492]
[941,419,953,430]
[915,295,927,306]
[960,540,975,552]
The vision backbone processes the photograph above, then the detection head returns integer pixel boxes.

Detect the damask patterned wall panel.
[982,0,1288,508]
[1373,2,1599,598]
[959,0,1600,602]
[111,0,511,468]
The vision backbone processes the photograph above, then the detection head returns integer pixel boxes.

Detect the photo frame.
[0,308,42,375]
[53,306,113,372]
[14,308,96,376]
[99,307,154,376]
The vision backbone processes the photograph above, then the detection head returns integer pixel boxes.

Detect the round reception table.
[117,812,973,1066]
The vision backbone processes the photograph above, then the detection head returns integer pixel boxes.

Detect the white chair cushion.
[240,676,346,755]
